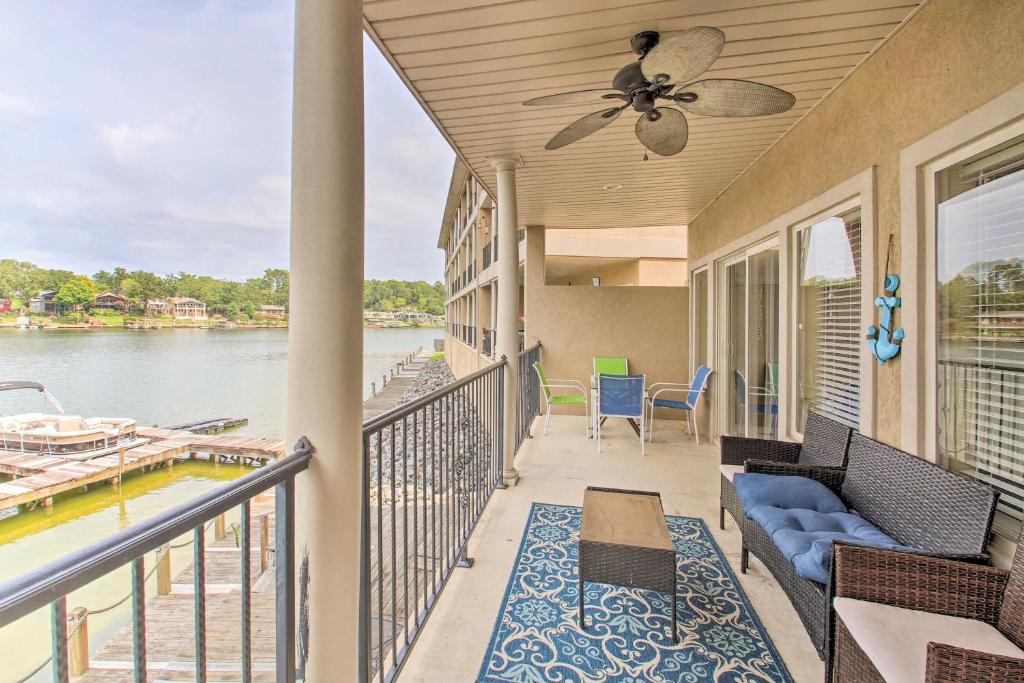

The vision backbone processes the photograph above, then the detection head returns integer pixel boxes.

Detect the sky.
[0,1,455,283]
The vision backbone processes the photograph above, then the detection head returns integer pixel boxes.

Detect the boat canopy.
[0,381,47,393]
[0,381,65,414]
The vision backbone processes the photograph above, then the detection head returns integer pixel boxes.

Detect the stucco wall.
[525,227,689,419]
[687,0,1024,447]
[445,334,486,378]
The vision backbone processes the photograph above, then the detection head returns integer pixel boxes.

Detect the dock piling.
[260,514,270,573]
[69,607,89,676]
[156,544,172,596]
[215,513,227,541]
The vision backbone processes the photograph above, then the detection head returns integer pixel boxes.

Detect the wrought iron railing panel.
[360,361,505,683]
[516,342,542,453]
[0,442,312,683]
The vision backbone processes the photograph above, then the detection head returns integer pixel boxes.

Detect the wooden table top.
[580,488,673,552]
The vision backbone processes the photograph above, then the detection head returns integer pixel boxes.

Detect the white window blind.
[937,137,1024,532]
[797,209,862,429]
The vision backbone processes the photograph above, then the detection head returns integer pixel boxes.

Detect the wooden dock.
[77,500,278,682]
[0,431,285,511]
[363,352,430,422]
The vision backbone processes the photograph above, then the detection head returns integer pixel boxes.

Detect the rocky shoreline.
[368,358,495,504]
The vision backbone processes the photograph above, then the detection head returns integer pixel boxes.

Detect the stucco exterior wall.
[525,227,689,419]
[687,0,1024,448]
[445,334,486,378]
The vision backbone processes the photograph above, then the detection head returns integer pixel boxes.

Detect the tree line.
[0,260,444,317]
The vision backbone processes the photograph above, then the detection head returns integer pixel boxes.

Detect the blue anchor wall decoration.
[866,274,905,364]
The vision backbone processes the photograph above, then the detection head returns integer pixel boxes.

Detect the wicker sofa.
[830,538,1024,682]
[739,433,998,661]
[719,411,853,531]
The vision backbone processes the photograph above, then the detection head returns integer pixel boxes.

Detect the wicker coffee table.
[578,486,677,642]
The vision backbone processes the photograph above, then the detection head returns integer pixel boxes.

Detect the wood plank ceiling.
[364,0,922,229]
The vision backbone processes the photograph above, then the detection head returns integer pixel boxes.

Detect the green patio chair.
[533,362,589,437]
[593,356,628,377]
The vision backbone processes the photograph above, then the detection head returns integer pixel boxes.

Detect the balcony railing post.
[276,475,297,683]
[131,556,147,682]
[496,359,507,489]
[240,500,252,683]
[194,525,207,683]
[357,428,371,683]
[50,596,70,683]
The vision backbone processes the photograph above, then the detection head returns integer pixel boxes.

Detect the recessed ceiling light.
[603,183,623,191]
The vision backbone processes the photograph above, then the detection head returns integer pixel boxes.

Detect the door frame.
[715,237,780,439]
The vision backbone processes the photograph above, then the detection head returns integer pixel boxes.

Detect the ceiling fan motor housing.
[612,61,646,93]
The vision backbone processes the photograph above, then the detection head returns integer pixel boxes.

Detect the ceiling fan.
[523,28,796,158]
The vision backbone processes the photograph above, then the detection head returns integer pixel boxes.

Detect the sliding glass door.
[725,259,747,436]
[722,243,780,438]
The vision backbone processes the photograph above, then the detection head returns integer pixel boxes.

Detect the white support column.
[287,0,363,678]
[489,155,523,486]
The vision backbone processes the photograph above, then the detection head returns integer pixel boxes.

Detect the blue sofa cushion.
[748,505,918,584]
[733,473,847,514]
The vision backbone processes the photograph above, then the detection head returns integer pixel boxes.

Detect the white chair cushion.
[834,596,1024,682]
[719,464,744,483]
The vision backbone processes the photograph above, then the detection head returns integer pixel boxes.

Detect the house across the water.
[91,291,131,314]
[168,297,207,320]
[28,291,56,315]
[258,304,287,319]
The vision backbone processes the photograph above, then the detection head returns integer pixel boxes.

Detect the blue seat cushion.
[652,398,692,410]
[733,473,847,514]
[748,505,918,584]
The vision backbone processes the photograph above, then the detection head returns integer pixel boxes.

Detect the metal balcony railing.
[359,360,506,682]
[516,342,542,453]
[0,441,313,683]
[482,242,492,270]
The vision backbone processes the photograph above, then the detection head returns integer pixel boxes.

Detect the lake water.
[0,326,441,439]
[0,326,441,680]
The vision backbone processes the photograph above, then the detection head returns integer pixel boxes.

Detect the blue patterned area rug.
[478,503,792,682]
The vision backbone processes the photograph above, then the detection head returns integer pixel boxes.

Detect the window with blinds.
[797,208,862,429]
[937,134,1024,536]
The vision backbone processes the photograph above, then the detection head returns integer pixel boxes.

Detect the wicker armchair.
[741,433,998,661]
[831,539,1024,682]
[719,410,853,531]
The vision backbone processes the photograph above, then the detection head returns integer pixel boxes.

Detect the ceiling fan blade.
[674,79,796,117]
[634,107,688,157]
[523,89,625,106]
[641,27,724,85]
[545,107,622,150]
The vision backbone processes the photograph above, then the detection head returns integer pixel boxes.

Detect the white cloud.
[26,188,83,217]
[98,122,176,163]
[0,91,38,116]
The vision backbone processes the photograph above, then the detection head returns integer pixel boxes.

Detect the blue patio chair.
[597,374,646,455]
[646,365,712,444]
[735,369,778,438]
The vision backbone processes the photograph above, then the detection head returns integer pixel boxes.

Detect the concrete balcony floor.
[400,415,823,682]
